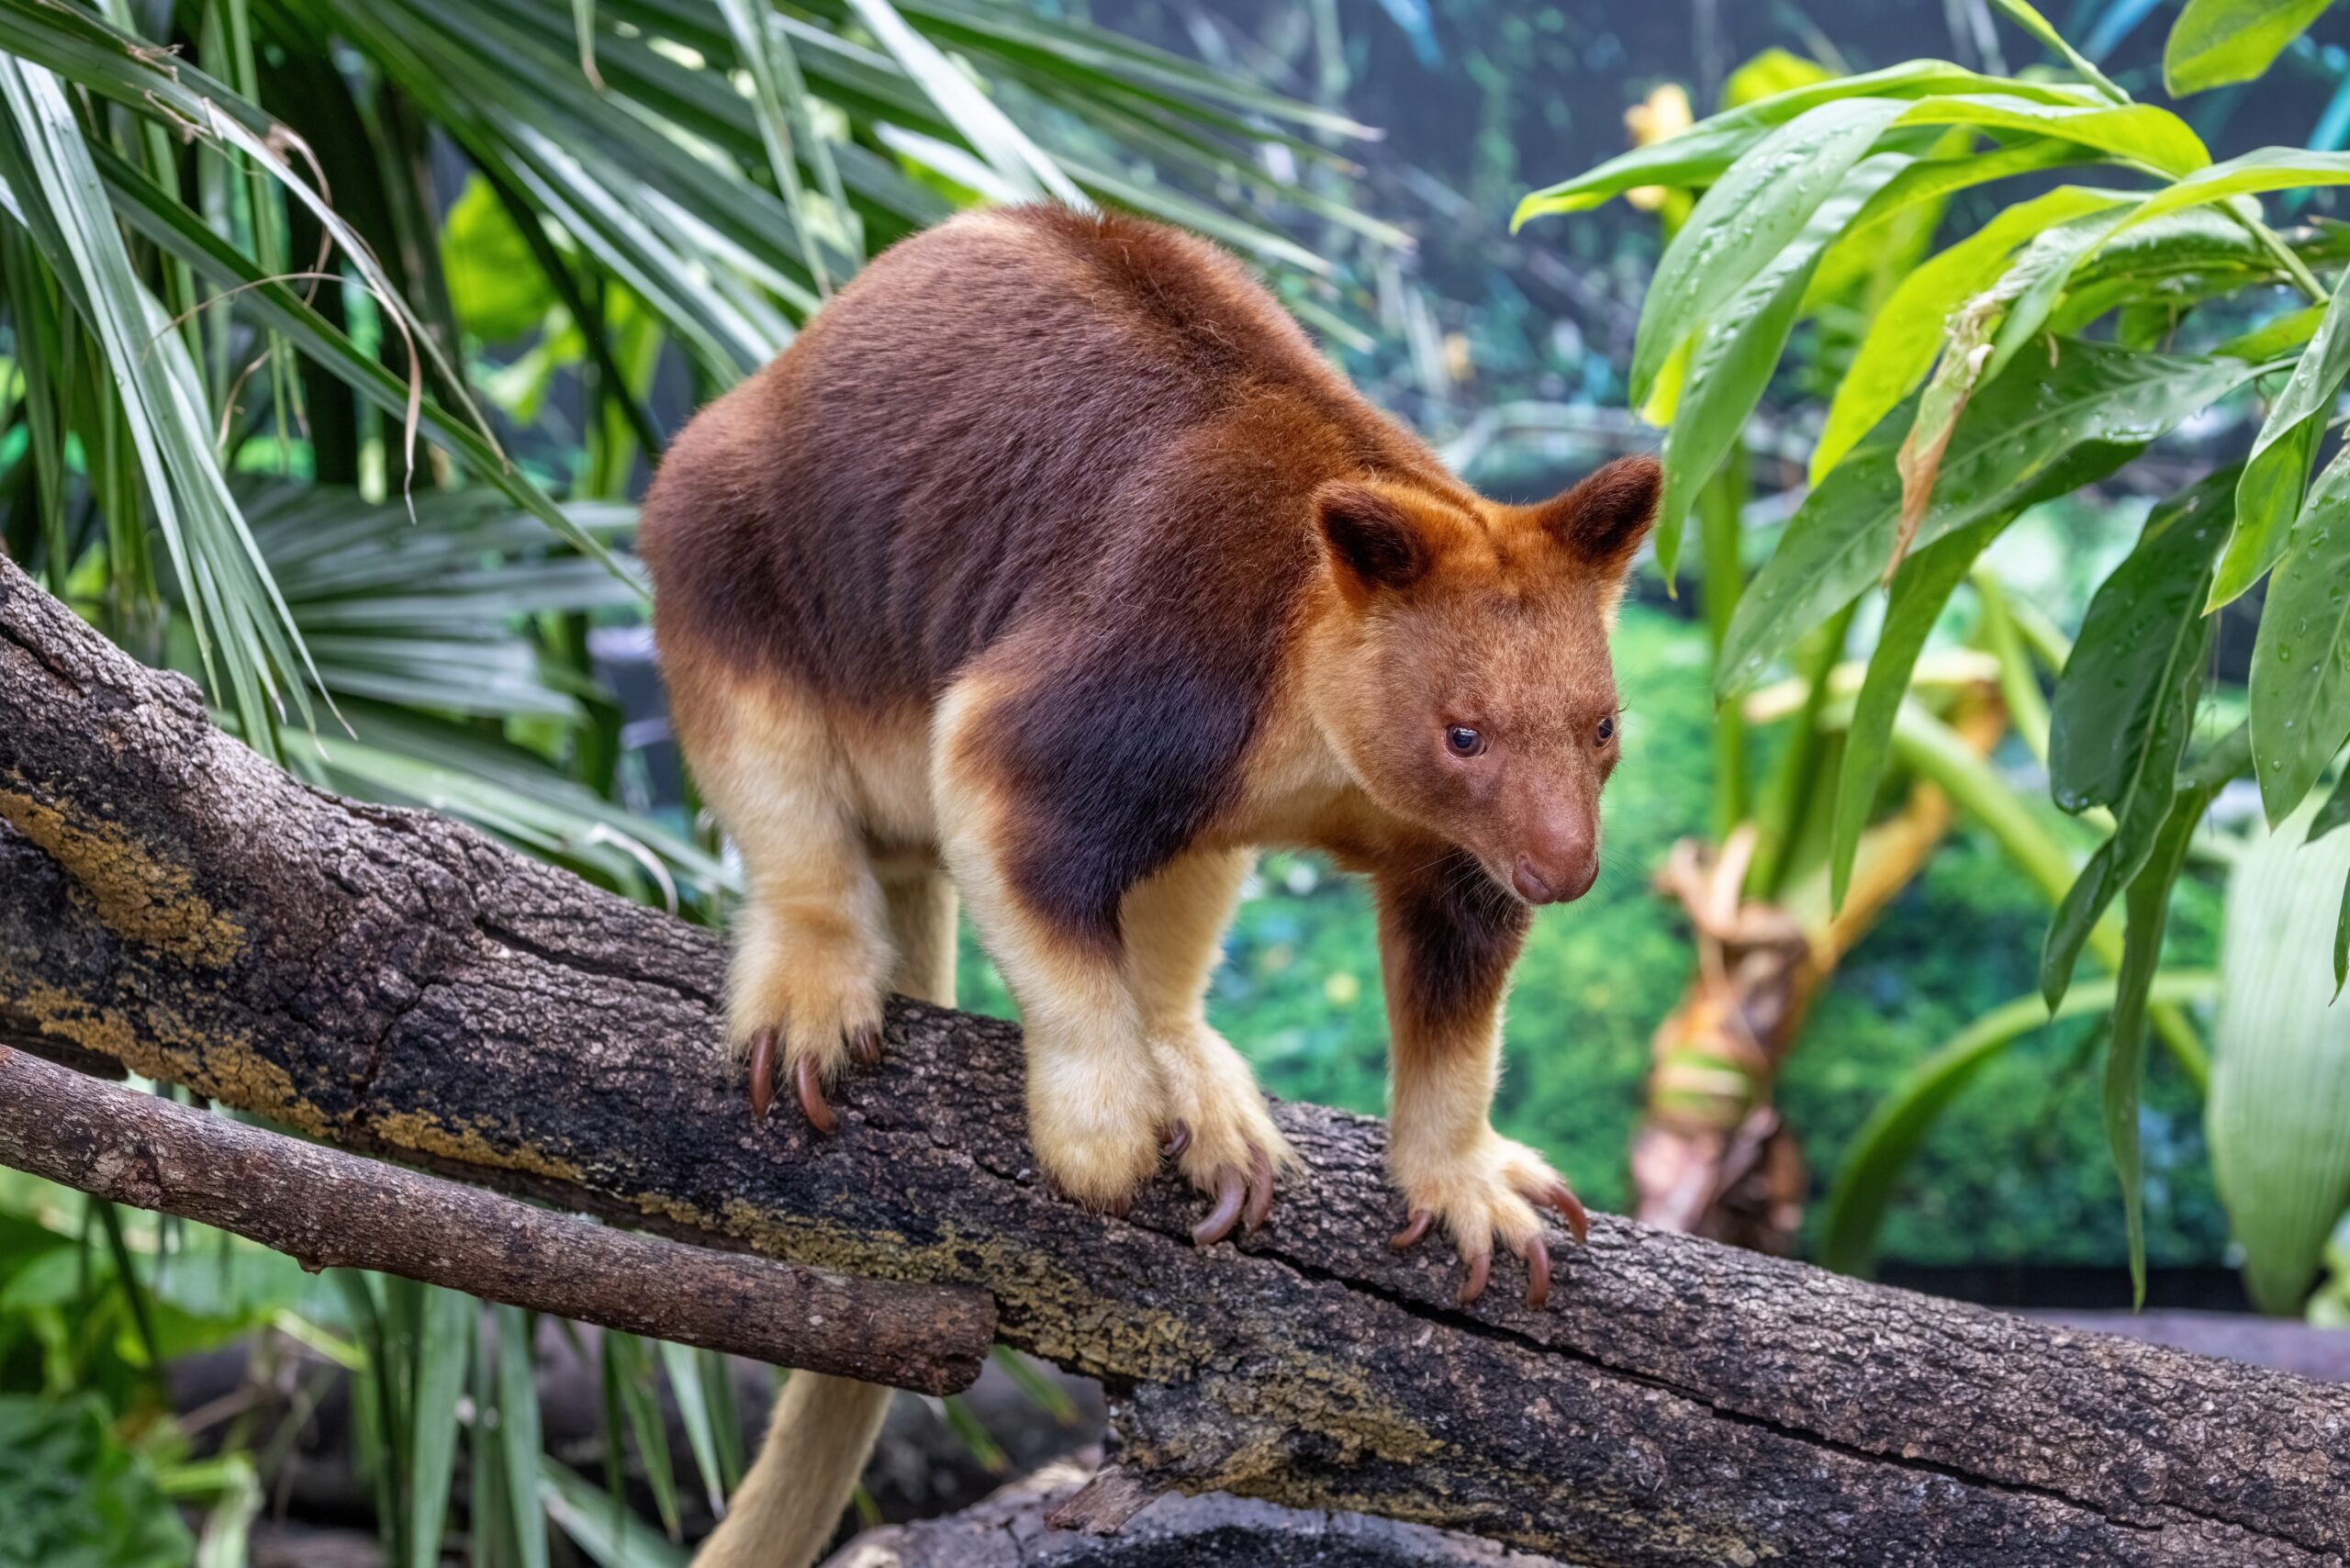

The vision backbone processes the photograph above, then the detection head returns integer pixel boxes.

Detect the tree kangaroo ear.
[1540,455,1662,578]
[1315,480,1431,596]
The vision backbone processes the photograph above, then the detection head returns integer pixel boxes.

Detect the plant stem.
[1701,451,1751,836]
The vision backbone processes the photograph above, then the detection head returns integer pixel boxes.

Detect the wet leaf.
[2249,447,2350,822]
[1722,340,2254,694]
[2165,0,2332,95]
[2215,263,2350,610]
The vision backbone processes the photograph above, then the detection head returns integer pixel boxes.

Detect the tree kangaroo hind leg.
[688,675,894,1126]
[1122,847,1295,1243]
[934,674,1168,1213]
[688,864,957,1568]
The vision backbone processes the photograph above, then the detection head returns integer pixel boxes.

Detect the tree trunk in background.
[1630,694,2008,1251]
[3,555,2345,1567]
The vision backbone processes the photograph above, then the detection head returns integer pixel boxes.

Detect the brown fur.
[642,204,1655,1568]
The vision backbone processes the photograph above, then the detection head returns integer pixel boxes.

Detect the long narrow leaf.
[495,1307,551,1568]
[2217,263,2350,609]
[1830,517,2002,911]
[408,1288,476,1568]
[2249,449,2350,823]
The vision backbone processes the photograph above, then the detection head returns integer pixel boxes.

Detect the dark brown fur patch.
[1376,846,1531,1044]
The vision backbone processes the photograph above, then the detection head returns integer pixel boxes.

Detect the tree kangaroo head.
[1304,454,1660,905]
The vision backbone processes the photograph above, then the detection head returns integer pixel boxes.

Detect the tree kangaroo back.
[641,203,1655,1567]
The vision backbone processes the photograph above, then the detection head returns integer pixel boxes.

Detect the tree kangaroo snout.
[640,202,1655,1568]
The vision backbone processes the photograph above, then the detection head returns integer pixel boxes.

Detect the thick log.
[0,1047,992,1393]
[1,551,2345,1567]
[824,1457,1570,1567]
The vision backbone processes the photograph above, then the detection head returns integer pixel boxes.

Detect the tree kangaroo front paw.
[1156,1025,1295,1246]
[1391,1135,1589,1310]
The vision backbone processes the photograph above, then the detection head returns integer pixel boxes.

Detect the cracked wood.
[0,552,2344,1566]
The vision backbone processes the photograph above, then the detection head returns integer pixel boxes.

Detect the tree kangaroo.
[640,202,1655,1568]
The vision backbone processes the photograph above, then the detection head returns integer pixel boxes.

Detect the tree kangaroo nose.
[1513,822,1596,905]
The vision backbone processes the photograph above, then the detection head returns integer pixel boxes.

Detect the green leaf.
[844,0,1083,207]
[657,1339,728,1520]
[2042,475,2232,1009]
[1818,970,2219,1278]
[2314,768,2350,842]
[408,1288,476,1568]
[541,1459,689,1568]
[604,1335,681,1540]
[2165,0,2333,95]
[1512,60,2097,225]
[2337,868,2349,998]
[2250,447,2350,823]
[2130,147,2350,230]
[496,1307,550,1568]
[1723,339,2255,693]
[442,174,557,342]
[0,1394,196,1568]
[1724,47,1837,107]
[1654,153,1908,578]
[1830,518,2003,911]
[1891,206,2137,535]
[2221,301,2329,362]
[2051,469,2241,813]
[1892,94,2207,177]
[1814,185,2129,483]
[0,54,319,755]
[2042,615,2209,1011]
[2217,264,2350,609]
[2107,775,2215,1308]
[715,0,837,295]
[2210,805,2350,1311]
[89,139,637,587]
[1630,95,1907,406]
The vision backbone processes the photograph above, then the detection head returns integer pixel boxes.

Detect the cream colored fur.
[687,862,957,1568]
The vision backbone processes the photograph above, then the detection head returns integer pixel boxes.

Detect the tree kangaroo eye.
[1596,715,1616,744]
[1446,725,1486,757]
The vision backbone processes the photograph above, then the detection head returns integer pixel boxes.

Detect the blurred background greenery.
[6,0,2350,1563]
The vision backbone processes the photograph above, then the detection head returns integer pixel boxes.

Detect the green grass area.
[959,602,2229,1270]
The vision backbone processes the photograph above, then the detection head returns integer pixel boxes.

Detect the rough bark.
[2,552,2346,1567]
[824,1457,1571,1567]
[0,1047,992,1393]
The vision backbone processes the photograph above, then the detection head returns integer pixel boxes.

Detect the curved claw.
[748,1028,778,1120]
[1521,1234,1551,1312]
[794,1055,838,1134]
[1536,1180,1591,1247]
[850,1025,883,1067]
[1391,1208,1434,1251]
[1162,1122,1192,1159]
[1456,1249,1492,1307]
[1192,1164,1246,1247]
[1243,1146,1276,1235]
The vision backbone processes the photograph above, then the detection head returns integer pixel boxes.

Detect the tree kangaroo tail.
[688,868,959,1568]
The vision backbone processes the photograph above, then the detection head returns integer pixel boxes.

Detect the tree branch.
[2,551,2345,1566]
[0,1046,992,1394]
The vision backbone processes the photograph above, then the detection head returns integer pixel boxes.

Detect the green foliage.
[2165,0,2334,96]
[1520,5,2350,1292]
[2210,807,2350,1315]
[1818,970,2221,1278]
[2040,475,2232,1010]
[0,1394,192,1568]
